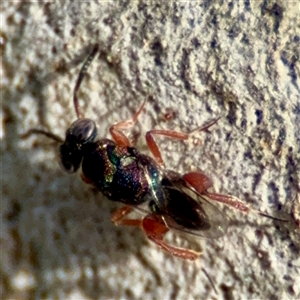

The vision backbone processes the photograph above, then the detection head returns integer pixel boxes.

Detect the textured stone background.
[2,2,300,299]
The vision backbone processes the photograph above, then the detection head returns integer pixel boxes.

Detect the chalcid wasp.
[23,45,286,261]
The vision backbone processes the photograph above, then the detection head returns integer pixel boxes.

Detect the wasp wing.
[145,169,228,239]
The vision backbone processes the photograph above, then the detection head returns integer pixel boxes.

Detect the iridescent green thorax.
[82,139,162,205]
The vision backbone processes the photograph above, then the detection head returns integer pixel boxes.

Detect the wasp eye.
[67,118,97,143]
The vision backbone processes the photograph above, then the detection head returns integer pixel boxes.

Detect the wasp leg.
[112,207,200,260]
[183,172,251,213]
[109,99,147,146]
[145,117,220,166]
[182,172,213,193]
[183,172,289,222]
[146,129,189,166]
[142,214,201,261]
[203,192,251,213]
[112,206,136,224]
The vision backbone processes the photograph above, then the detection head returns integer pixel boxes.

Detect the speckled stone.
[2,2,299,299]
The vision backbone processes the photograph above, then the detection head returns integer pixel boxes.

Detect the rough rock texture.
[2,2,300,299]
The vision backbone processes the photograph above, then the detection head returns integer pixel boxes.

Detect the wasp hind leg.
[183,172,251,213]
[112,206,200,261]
[142,214,201,261]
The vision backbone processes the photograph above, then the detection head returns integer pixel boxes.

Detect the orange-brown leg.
[183,172,251,213]
[111,206,201,260]
[109,99,147,146]
[145,117,220,166]
[204,191,288,220]
[111,206,133,223]
[183,172,288,222]
[183,172,213,194]
[146,129,189,166]
[204,192,251,213]
[142,214,201,261]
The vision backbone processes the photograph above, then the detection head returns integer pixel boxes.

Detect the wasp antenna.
[73,44,100,119]
[21,129,64,143]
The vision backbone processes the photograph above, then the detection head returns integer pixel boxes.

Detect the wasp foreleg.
[109,99,147,147]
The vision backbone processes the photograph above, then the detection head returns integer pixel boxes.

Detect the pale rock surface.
[2,2,300,299]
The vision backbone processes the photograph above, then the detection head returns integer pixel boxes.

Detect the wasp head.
[59,118,97,173]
